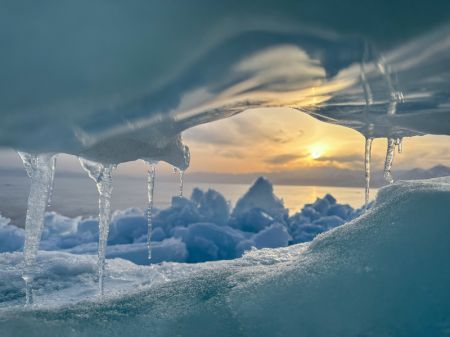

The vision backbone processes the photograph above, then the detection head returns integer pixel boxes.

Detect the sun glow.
[309,144,326,160]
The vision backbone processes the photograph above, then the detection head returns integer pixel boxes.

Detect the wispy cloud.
[315,154,361,163]
[265,153,302,165]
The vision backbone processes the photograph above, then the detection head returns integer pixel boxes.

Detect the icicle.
[146,162,156,260]
[364,137,373,209]
[384,138,396,184]
[79,158,115,295]
[173,167,184,197]
[396,138,403,153]
[18,152,56,305]
[19,152,34,178]
[179,170,184,197]
[47,156,57,207]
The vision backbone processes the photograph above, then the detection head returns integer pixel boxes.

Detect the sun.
[309,144,326,160]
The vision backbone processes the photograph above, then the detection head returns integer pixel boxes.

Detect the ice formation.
[173,168,185,197]
[17,153,56,305]
[146,162,156,260]
[1,2,449,164]
[396,137,403,153]
[383,138,396,184]
[363,137,373,208]
[79,158,115,294]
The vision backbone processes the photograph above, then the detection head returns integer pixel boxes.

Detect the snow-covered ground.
[1,178,449,336]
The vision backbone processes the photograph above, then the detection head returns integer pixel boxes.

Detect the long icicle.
[18,152,56,305]
[146,162,156,261]
[396,138,403,153]
[364,137,373,209]
[179,170,184,197]
[173,167,185,197]
[384,138,396,184]
[79,158,115,295]
[47,156,57,207]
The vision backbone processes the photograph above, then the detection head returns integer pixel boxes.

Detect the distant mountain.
[1,164,449,188]
[184,165,450,188]
[395,165,450,180]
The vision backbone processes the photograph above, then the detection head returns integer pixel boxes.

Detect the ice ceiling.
[1,1,450,166]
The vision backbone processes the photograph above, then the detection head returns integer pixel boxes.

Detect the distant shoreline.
[1,164,449,189]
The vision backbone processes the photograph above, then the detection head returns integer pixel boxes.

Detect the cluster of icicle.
[360,44,404,209]
[17,153,185,304]
[364,137,402,209]
[17,137,400,304]
[16,48,404,302]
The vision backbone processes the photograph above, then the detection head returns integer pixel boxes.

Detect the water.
[0,172,371,226]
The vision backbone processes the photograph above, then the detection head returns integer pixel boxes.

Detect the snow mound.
[1,177,450,336]
[233,177,287,217]
[0,180,358,264]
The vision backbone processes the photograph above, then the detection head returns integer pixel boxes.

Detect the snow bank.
[0,178,358,264]
[0,178,449,336]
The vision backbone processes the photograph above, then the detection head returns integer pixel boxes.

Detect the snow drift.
[1,177,449,336]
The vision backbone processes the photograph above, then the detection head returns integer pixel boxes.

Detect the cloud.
[216,149,247,159]
[184,112,305,152]
[265,153,303,165]
[315,154,362,164]
[265,152,363,166]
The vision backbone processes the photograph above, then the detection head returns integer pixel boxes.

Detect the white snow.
[0,178,450,336]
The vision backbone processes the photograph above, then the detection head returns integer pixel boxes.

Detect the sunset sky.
[182,108,450,179]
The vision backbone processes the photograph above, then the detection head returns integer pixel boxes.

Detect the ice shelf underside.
[0,4,449,165]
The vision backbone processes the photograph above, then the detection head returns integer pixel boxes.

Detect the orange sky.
[182,108,450,174]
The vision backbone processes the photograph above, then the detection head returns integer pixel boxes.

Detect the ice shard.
[383,138,396,184]
[364,137,373,208]
[173,167,185,197]
[46,156,57,207]
[146,162,156,260]
[79,158,115,295]
[396,138,403,153]
[18,152,56,305]
[178,170,184,197]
